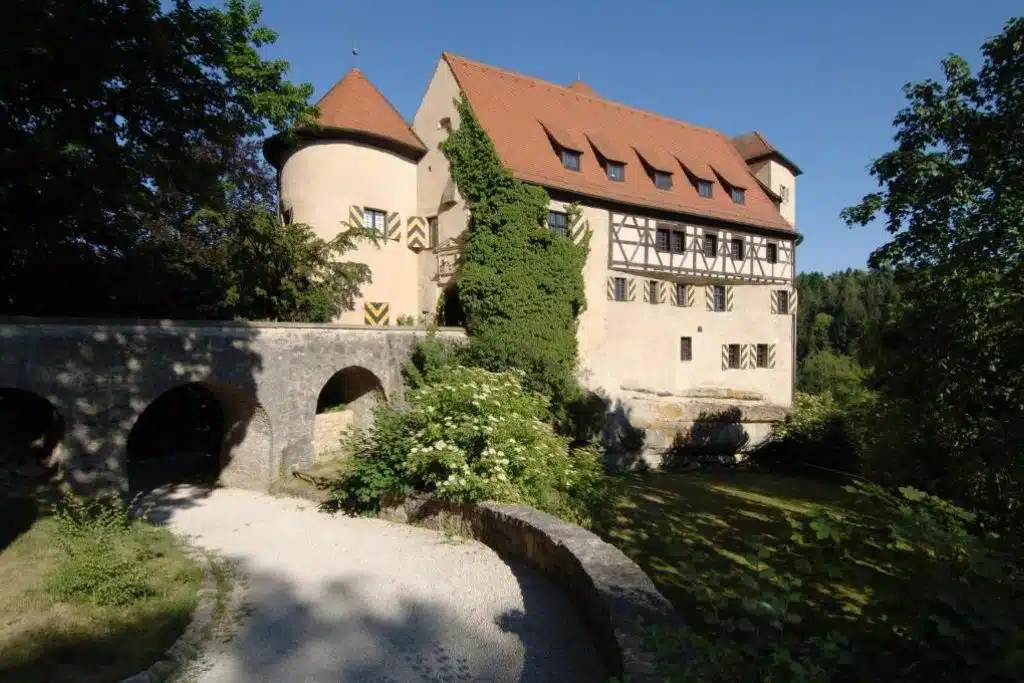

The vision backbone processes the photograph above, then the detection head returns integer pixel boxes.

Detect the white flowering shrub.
[329,364,608,525]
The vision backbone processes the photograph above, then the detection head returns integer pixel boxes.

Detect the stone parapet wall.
[380,493,684,682]
[312,411,353,460]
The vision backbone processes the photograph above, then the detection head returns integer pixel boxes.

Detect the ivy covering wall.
[441,94,589,409]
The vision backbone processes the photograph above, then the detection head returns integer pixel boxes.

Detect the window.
[672,231,685,253]
[428,216,439,248]
[727,343,741,369]
[675,283,688,307]
[439,116,452,133]
[562,149,581,171]
[548,211,568,237]
[756,344,769,368]
[776,290,790,315]
[779,185,790,203]
[766,242,778,264]
[680,337,693,362]
[704,234,718,258]
[647,280,660,304]
[653,171,672,190]
[363,207,386,232]
[697,180,713,198]
[655,228,670,252]
[613,277,627,301]
[713,285,726,312]
[282,207,293,225]
[731,187,746,204]
[730,238,745,261]
[607,162,625,181]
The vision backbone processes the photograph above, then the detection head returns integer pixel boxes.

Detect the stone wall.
[312,410,353,460]
[380,493,685,682]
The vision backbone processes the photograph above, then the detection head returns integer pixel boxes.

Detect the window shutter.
[789,288,798,316]
[628,278,637,301]
[726,286,735,312]
[349,205,364,229]
[686,286,696,307]
[569,213,591,245]
[407,216,428,250]
[385,211,402,241]
[721,344,730,371]
[770,290,779,314]
[768,344,777,369]
[742,344,755,369]
[658,281,668,304]
[669,283,680,306]
[606,277,616,301]
[642,281,651,303]
[705,286,714,311]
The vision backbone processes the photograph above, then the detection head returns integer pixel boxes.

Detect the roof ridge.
[317,67,426,151]
[443,52,723,140]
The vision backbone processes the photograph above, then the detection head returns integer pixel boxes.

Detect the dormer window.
[561,149,581,171]
[697,180,713,198]
[653,171,672,190]
[607,161,625,182]
[731,187,746,204]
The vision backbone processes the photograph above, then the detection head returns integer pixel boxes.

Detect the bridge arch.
[127,380,273,492]
[312,366,385,459]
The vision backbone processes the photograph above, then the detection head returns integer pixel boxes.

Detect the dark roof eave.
[263,126,427,169]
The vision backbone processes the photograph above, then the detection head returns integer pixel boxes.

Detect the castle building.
[264,53,801,458]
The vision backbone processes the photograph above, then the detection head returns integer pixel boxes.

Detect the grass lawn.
[591,468,884,639]
[0,509,203,683]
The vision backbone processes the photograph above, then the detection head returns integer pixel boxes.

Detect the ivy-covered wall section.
[441,94,589,409]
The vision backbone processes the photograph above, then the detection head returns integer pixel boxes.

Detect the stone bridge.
[0,318,463,492]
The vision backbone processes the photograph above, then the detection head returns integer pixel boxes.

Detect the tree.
[0,0,369,320]
[842,17,1024,531]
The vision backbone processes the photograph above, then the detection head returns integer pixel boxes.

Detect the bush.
[635,483,1024,683]
[44,493,155,607]
[328,364,609,526]
[752,391,862,477]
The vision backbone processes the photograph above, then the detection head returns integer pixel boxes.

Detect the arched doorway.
[1,388,64,548]
[313,367,384,459]
[127,381,273,493]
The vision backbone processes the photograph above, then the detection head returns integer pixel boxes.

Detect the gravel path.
[142,485,605,683]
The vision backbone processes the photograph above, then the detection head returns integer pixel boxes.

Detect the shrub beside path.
[145,485,604,683]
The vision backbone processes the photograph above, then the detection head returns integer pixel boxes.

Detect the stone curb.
[380,493,685,683]
[117,547,218,683]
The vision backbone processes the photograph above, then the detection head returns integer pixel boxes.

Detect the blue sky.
[254,0,1018,274]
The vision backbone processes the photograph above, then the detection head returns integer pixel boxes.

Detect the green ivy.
[441,94,589,411]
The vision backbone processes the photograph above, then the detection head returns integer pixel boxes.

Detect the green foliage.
[328,364,609,526]
[44,493,154,607]
[841,18,1024,532]
[753,391,863,476]
[441,94,589,411]
[797,350,871,407]
[636,483,1023,683]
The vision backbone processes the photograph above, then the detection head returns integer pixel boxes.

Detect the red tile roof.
[732,131,802,176]
[443,53,793,232]
[314,68,426,155]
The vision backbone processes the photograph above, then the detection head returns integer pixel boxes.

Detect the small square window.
[680,337,693,362]
[731,187,746,204]
[766,243,778,264]
[756,343,769,368]
[548,211,568,237]
[697,180,713,198]
[613,277,627,301]
[672,231,685,253]
[647,280,660,305]
[562,149,581,171]
[675,283,688,307]
[776,290,790,315]
[607,162,625,181]
[653,171,672,190]
[655,228,670,252]
[731,238,744,261]
[713,285,726,312]
[727,343,741,369]
[363,207,386,232]
[704,234,718,258]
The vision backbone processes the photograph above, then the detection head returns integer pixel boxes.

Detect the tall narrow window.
[655,228,670,252]
[697,180,713,198]
[282,207,293,225]
[675,283,688,307]
[704,234,718,258]
[613,277,627,301]
[727,343,741,369]
[766,243,778,264]
[548,211,568,237]
[672,230,685,253]
[363,207,386,233]
[730,238,745,260]
[713,285,726,312]
[775,290,790,315]
[756,344,769,368]
[562,149,581,171]
[647,280,660,305]
[607,161,625,181]
[779,185,790,203]
[653,171,672,190]
[680,337,693,362]
[731,187,746,204]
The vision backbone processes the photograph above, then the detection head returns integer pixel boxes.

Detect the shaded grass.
[0,515,202,683]
[591,469,888,639]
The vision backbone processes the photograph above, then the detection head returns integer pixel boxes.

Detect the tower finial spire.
[352,41,359,68]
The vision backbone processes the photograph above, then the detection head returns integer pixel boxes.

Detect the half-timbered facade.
[266,52,803,463]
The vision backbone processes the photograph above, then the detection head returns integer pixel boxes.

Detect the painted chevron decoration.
[721,344,730,371]
[685,285,696,307]
[384,211,401,241]
[348,205,363,229]
[407,216,428,251]
[705,286,715,311]
[742,344,756,369]
[627,278,636,301]
[726,286,735,312]
[770,290,779,314]
[363,301,390,326]
[768,343,777,369]
[569,214,592,246]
